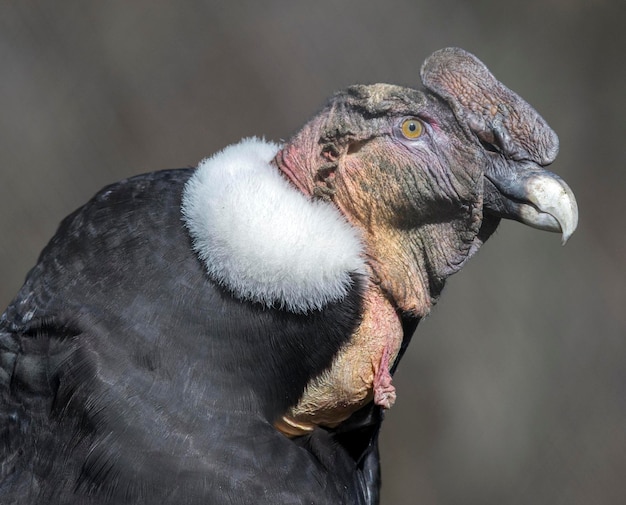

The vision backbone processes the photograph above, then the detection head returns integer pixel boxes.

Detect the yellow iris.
[400,118,423,139]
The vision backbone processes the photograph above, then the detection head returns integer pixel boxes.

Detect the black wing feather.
[0,169,385,504]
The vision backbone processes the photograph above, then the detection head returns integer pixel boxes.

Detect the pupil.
[408,123,416,131]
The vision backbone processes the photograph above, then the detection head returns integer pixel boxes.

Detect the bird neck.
[273,136,438,319]
[363,229,438,318]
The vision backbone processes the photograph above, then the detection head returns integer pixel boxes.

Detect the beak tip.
[525,171,578,246]
[559,194,579,246]
[559,217,577,246]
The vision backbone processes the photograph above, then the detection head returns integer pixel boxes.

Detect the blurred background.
[1,1,624,503]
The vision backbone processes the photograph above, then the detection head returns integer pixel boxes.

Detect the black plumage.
[1,169,385,504]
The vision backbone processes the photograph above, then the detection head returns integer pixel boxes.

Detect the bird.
[0,48,577,504]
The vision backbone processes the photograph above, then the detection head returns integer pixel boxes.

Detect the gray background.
[1,1,624,504]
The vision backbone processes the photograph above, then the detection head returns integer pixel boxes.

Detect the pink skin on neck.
[272,143,315,197]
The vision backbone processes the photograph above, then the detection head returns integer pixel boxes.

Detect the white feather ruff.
[181,137,365,313]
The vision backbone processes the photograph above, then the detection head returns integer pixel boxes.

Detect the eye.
[400,118,424,140]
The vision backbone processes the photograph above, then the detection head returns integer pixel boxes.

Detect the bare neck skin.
[272,115,481,318]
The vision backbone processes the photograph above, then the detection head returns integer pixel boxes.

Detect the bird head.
[273,47,578,317]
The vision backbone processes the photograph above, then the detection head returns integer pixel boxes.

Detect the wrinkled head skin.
[275,47,578,317]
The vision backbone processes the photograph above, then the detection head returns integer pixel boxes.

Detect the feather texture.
[181,137,366,313]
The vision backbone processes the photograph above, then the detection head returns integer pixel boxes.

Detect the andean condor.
[0,48,577,504]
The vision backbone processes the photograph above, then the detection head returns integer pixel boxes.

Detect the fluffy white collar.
[181,138,365,313]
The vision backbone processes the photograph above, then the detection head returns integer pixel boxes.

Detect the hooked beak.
[483,161,578,245]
